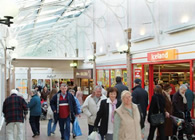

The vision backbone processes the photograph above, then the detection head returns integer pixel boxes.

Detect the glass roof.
[10,0,93,57]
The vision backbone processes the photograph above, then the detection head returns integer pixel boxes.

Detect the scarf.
[179,92,187,104]
[111,99,117,123]
[164,91,171,101]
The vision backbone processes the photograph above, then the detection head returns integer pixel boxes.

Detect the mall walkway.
[0,113,152,140]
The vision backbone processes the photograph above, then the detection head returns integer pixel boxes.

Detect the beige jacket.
[82,94,107,125]
[114,103,142,140]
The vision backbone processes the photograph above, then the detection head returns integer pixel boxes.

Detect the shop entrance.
[153,63,190,86]
[133,60,194,118]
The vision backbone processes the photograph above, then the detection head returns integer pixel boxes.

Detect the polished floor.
[0,113,153,140]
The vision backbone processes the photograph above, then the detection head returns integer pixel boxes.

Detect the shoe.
[32,132,39,137]
[73,134,76,139]
[51,132,55,134]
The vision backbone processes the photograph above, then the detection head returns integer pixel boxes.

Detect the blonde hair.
[121,90,131,101]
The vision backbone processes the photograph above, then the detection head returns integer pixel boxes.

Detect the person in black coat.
[114,76,128,106]
[132,79,148,123]
[94,87,119,140]
[147,85,166,140]
[172,84,188,140]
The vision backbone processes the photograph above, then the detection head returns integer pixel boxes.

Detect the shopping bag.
[73,118,82,136]
[87,131,101,140]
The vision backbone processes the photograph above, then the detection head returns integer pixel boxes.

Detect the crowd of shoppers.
[2,76,195,140]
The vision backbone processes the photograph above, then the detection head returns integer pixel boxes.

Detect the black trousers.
[147,124,166,140]
[29,116,40,135]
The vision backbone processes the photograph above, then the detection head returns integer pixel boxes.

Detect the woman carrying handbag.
[147,85,166,140]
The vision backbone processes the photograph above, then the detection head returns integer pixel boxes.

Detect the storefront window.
[38,79,44,87]
[52,79,59,90]
[98,69,127,88]
[97,70,110,88]
[111,70,115,87]
[16,79,27,94]
[32,79,37,89]
[122,70,127,85]
[45,79,50,90]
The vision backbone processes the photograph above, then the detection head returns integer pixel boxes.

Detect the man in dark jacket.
[50,83,78,140]
[132,79,148,123]
[114,76,128,106]
[3,89,28,140]
[172,84,188,140]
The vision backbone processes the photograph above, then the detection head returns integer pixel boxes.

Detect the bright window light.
[181,15,189,24]
[140,28,146,36]
[100,47,103,53]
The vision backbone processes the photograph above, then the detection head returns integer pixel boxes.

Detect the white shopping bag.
[87,131,101,140]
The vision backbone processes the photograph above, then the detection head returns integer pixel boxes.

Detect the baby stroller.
[40,100,48,120]
[171,111,195,140]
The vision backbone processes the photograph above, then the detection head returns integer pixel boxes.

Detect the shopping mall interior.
[1,0,195,139]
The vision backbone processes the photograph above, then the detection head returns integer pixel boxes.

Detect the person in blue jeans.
[50,84,78,140]
[69,89,82,139]
[47,88,58,136]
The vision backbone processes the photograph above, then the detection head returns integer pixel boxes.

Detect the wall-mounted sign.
[147,49,177,62]
[76,69,92,79]
[135,69,141,79]
[47,75,56,78]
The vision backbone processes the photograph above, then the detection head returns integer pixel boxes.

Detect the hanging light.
[70,62,77,68]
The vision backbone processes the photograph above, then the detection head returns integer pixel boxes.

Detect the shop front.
[96,64,127,88]
[75,69,93,100]
[132,49,195,117]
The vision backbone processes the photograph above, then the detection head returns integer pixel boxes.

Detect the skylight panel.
[36,16,59,23]
[43,0,59,4]
[62,10,83,17]
[39,7,64,16]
